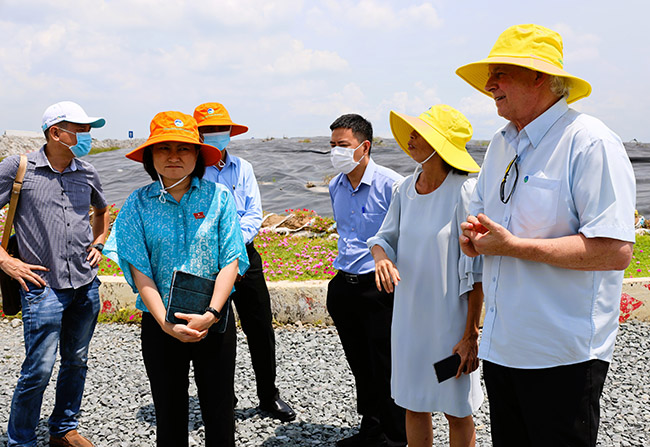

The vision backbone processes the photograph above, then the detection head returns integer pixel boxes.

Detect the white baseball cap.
[41,101,106,131]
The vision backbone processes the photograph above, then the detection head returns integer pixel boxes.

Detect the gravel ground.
[0,320,648,446]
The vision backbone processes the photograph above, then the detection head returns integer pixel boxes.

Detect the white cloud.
[552,23,601,63]
[458,93,495,117]
[314,0,442,30]
[262,40,349,75]
[289,83,367,117]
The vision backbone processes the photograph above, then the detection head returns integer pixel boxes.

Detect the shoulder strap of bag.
[2,155,28,250]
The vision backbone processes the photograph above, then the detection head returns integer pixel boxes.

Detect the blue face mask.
[59,127,92,157]
[202,130,231,151]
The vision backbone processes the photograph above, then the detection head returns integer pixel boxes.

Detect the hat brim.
[125,135,222,166]
[196,116,248,137]
[456,56,591,104]
[389,111,480,173]
[43,117,106,131]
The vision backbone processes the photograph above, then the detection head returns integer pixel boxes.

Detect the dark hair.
[43,121,71,141]
[443,159,470,176]
[330,114,373,155]
[142,145,206,181]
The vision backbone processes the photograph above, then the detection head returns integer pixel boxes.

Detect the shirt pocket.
[515,175,560,231]
[360,212,385,239]
[67,180,92,212]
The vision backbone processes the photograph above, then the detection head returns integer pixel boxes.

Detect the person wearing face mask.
[327,114,405,447]
[192,102,296,422]
[1,101,109,447]
[367,105,484,447]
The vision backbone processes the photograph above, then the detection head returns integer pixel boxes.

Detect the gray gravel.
[0,320,648,446]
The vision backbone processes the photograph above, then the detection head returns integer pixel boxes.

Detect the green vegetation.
[626,234,650,278]
[97,300,142,324]
[89,146,121,155]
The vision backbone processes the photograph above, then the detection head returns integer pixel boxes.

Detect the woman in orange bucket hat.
[105,111,249,447]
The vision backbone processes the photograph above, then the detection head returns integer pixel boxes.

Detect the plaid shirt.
[0,146,107,289]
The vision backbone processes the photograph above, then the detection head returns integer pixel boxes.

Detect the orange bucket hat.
[126,111,222,166]
[456,24,591,104]
[193,103,249,136]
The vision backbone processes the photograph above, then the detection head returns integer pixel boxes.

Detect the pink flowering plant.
[97,300,142,324]
[255,228,338,281]
[625,234,650,278]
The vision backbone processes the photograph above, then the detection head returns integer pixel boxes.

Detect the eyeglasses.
[500,154,519,204]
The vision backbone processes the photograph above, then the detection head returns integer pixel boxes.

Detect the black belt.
[340,271,375,284]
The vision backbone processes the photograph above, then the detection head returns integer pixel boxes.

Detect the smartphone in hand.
[433,353,461,383]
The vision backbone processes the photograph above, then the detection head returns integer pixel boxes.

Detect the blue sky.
[1,0,648,142]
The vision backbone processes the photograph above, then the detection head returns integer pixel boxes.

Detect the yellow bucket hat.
[455,24,591,104]
[390,105,480,173]
[193,103,249,136]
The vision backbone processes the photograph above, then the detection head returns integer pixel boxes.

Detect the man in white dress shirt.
[457,24,635,446]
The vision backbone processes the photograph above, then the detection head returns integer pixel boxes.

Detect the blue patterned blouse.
[104,176,250,313]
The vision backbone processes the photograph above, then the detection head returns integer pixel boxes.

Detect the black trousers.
[327,271,406,443]
[141,309,236,447]
[232,243,278,403]
[483,359,609,447]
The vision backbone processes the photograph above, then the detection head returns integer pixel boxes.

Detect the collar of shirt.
[337,157,377,192]
[221,150,235,169]
[35,146,78,173]
[503,97,569,155]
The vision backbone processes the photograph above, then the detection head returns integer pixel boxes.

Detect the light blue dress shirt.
[329,158,403,274]
[104,177,250,313]
[203,152,262,245]
[471,98,636,368]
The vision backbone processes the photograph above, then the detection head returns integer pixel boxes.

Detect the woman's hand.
[175,312,217,334]
[452,333,479,378]
[371,245,400,293]
[163,320,208,343]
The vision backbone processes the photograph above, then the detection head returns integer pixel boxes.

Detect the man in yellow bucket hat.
[193,102,296,422]
[457,24,636,446]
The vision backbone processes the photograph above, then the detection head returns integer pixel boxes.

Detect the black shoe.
[336,432,364,447]
[337,417,386,447]
[336,432,393,447]
[259,397,296,422]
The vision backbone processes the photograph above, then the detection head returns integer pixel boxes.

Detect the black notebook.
[166,270,230,333]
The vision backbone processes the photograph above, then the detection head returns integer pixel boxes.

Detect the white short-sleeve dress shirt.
[471,98,636,368]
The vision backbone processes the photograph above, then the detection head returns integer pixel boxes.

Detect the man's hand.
[0,257,48,291]
[86,246,103,267]
[461,213,516,257]
[452,334,479,378]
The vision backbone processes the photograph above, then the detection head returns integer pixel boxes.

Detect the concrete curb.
[97,276,650,324]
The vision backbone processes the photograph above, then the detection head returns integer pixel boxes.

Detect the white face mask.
[330,141,365,174]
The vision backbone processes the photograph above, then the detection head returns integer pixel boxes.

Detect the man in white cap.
[457,24,636,446]
[0,101,109,447]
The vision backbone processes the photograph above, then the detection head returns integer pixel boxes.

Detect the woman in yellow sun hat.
[104,111,249,447]
[367,105,484,447]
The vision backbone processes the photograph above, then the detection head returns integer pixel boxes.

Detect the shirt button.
[504,216,509,222]
[67,241,71,244]
[352,193,355,196]
[67,223,70,227]
[492,277,496,282]
[351,210,355,214]
[489,307,495,312]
